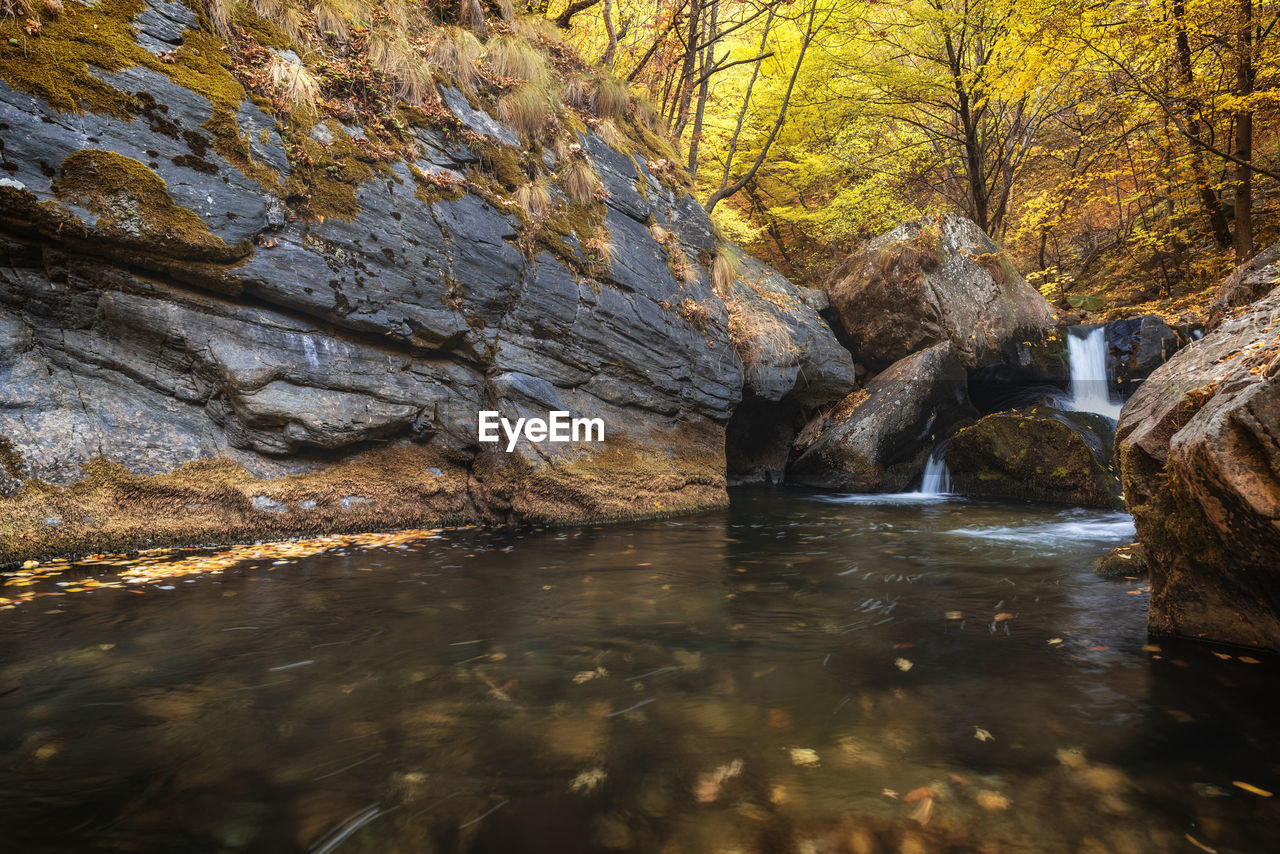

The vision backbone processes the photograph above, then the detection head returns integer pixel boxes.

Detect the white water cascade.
[918,445,952,495]
[1065,326,1123,420]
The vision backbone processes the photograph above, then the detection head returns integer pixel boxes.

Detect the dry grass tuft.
[268,56,322,113]
[312,0,351,42]
[279,6,308,44]
[425,26,482,94]
[485,34,549,84]
[516,179,551,218]
[712,246,739,296]
[459,0,485,31]
[513,13,563,45]
[582,228,614,266]
[564,73,630,119]
[594,76,630,119]
[498,82,555,139]
[560,155,602,205]
[724,298,797,368]
[251,0,283,19]
[397,58,434,105]
[593,119,627,150]
[494,0,515,22]
[206,0,235,38]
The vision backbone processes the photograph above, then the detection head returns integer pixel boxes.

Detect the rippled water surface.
[2,489,1278,853]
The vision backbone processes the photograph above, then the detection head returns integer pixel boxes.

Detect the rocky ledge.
[1117,263,1280,649]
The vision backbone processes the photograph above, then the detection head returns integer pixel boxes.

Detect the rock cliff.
[0,1,853,562]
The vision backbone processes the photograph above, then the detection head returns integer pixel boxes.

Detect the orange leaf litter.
[1,527,451,608]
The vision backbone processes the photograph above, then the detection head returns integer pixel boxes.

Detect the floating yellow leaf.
[1232,781,1273,797]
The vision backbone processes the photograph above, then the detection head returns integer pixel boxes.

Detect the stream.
[2,489,1278,853]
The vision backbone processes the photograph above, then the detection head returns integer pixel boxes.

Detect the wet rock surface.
[789,342,970,492]
[947,405,1123,509]
[1095,543,1149,580]
[1106,314,1187,396]
[1117,274,1280,649]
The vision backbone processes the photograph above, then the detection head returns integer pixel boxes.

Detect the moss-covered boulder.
[1118,262,1280,649]
[946,405,1123,508]
[1095,543,1148,580]
[824,215,1056,371]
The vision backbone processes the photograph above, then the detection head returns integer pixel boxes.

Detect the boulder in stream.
[789,342,970,491]
[1106,314,1186,396]
[1117,269,1280,649]
[946,405,1123,508]
[824,215,1056,371]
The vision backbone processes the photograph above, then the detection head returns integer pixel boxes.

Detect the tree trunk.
[601,0,618,71]
[1234,0,1254,262]
[1173,0,1233,248]
[671,0,703,137]
[687,1,717,179]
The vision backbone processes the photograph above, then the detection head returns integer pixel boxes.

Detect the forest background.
[544,0,1280,318]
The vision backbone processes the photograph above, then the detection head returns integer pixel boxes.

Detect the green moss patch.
[52,149,235,258]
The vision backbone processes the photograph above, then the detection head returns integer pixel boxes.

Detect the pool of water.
[1,488,1277,853]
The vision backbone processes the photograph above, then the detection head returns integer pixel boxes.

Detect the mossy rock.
[1095,543,1148,580]
[946,405,1123,509]
[52,149,240,259]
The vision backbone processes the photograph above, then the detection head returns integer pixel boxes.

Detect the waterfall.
[918,446,951,495]
[1065,326,1123,420]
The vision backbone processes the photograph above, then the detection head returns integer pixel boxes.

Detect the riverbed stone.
[1117,271,1280,649]
[1095,543,1148,580]
[789,342,970,491]
[946,405,1123,508]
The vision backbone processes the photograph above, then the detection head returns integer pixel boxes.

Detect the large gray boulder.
[1117,271,1280,649]
[789,342,969,491]
[824,215,1055,371]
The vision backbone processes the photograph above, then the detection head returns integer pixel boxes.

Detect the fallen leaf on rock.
[892,643,915,650]
[903,786,934,803]
[973,727,995,742]
[1213,652,1233,660]
[1047,638,1063,645]
[1185,833,1217,853]
[993,612,1014,621]
[789,747,820,767]
[881,788,899,799]
[1142,645,1162,653]
[945,611,963,620]
[1088,645,1109,652]
[570,767,607,794]
[894,658,913,672]
[1238,656,1262,664]
[1232,781,1273,797]
[976,790,1010,811]
[693,759,744,802]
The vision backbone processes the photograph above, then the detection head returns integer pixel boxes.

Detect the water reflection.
[1,488,1277,853]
